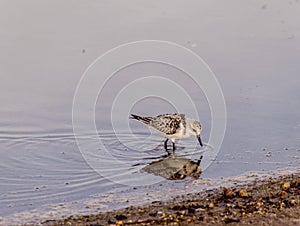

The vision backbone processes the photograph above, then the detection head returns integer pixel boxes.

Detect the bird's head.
[191,121,202,135]
[191,121,203,147]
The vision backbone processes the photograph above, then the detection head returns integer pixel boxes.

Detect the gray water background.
[0,1,299,223]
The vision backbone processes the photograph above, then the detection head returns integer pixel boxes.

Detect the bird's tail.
[130,114,152,125]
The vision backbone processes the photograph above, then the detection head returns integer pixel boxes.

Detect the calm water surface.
[0,1,299,224]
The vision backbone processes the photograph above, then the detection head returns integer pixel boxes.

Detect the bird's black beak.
[197,135,203,147]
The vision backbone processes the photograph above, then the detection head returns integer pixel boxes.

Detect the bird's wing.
[149,113,185,135]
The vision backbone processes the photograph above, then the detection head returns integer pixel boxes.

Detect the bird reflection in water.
[142,155,203,180]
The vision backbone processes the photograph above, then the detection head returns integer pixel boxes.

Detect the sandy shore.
[42,172,300,226]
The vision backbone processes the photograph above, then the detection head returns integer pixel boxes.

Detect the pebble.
[255,210,264,215]
[239,189,249,197]
[290,199,297,205]
[257,199,263,208]
[195,207,205,212]
[266,152,272,157]
[223,187,233,198]
[279,202,286,211]
[116,220,123,226]
[157,211,163,216]
[279,191,288,199]
[282,182,290,191]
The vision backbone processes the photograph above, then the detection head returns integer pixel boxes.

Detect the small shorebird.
[130,113,203,152]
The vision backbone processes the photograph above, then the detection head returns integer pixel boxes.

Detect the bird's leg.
[172,142,176,153]
[197,135,203,147]
[164,139,169,150]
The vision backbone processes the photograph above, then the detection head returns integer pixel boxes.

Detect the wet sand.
[42,172,299,226]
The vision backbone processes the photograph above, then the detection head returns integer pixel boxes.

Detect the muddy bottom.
[42,173,300,226]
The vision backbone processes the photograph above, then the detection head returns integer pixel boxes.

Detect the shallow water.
[1,1,300,224]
